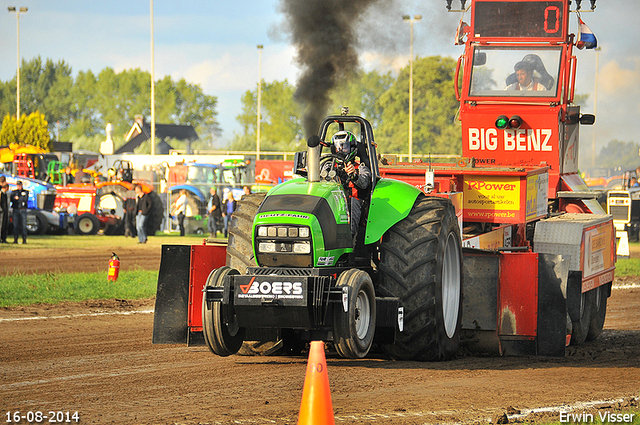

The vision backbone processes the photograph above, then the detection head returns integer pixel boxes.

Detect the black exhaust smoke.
[280,0,382,137]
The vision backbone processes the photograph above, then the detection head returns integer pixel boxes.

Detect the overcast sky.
[0,0,638,163]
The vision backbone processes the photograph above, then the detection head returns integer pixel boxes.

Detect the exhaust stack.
[307,135,321,182]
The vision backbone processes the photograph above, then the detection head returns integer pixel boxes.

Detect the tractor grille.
[38,193,56,211]
[609,205,630,221]
[249,267,315,276]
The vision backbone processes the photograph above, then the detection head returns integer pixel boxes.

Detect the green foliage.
[615,257,640,277]
[231,79,304,152]
[573,93,590,107]
[0,270,158,307]
[376,56,462,155]
[0,114,19,145]
[596,140,640,170]
[0,112,51,150]
[0,58,221,150]
[329,70,395,128]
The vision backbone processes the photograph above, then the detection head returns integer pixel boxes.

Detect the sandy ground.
[0,242,638,424]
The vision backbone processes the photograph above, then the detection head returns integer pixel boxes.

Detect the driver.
[506,61,546,91]
[323,130,371,238]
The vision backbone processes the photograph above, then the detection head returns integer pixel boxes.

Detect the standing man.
[221,190,237,238]
[10,181,29,244]
[0,181,9,243]
[207,187,221,239]
[134,184,152,244]
[171,189,188,236]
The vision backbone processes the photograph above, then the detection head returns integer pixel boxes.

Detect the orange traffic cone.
[297,341,335,425]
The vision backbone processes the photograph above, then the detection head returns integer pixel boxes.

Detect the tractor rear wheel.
[333,269,376,359]
[202,266,245,356]
[378,195,463,361]
[226,191,286,356]
[227,192,267,273]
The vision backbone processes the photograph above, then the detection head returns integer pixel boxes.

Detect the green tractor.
[203,114,463,360]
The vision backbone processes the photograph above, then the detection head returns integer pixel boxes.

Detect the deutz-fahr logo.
[237,277,304,300]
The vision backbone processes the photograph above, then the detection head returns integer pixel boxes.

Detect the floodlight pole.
[8,6,28,119]
[257,45,263,160]
[150,0,156,155]
[403,15,421,163]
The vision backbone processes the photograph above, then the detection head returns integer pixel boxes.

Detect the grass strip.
[615,258,640,277]
[0,270,158,308]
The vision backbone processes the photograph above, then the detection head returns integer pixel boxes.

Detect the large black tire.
[75,213,100,235]
[587,283,610,341]
[569,288,594,345]
[227,192,267,273]
[378,195,463,361]
[202,266,245,356]
[333,269,376,359]
[26,211,48,235]
[225,192,286,356]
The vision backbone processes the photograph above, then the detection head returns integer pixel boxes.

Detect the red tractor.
[378,0,611,353]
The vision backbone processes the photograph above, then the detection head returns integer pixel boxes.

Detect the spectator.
[10,181,29,244]
[207,187,222,239]
[221,190,237,238]
[242,185,252,199]
[0,181,8,243]
[63,167,75,185]
[134,184,152,244]
[171,189,188,237]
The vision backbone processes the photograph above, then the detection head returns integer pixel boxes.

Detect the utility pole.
[403,15,421,163]
[8,6,28,119]
[257,45,263,160]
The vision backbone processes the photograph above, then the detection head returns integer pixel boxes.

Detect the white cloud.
[599,59,640,105]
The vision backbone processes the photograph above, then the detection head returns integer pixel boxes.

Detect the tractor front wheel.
[202,266,245,357]
[333,269,376,359]
[75,213,100,235]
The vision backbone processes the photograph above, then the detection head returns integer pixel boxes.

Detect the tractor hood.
[253,178,352,267]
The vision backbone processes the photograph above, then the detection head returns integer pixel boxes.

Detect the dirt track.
[0,243,639,424]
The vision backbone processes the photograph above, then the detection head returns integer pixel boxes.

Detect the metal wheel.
[442,232,462,339]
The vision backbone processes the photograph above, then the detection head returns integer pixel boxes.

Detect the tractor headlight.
[257,225,311,239]
[293,242,311,254]
[258,242,276,253]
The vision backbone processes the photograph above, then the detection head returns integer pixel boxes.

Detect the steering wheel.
[319,154,346,181]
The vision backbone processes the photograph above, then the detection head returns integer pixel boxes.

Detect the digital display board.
[473,1,566,39]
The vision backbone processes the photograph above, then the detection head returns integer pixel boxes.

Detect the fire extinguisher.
[108,252,120,282]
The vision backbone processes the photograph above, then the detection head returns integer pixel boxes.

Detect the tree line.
[231,55,462,156]
[0,57,221,152]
